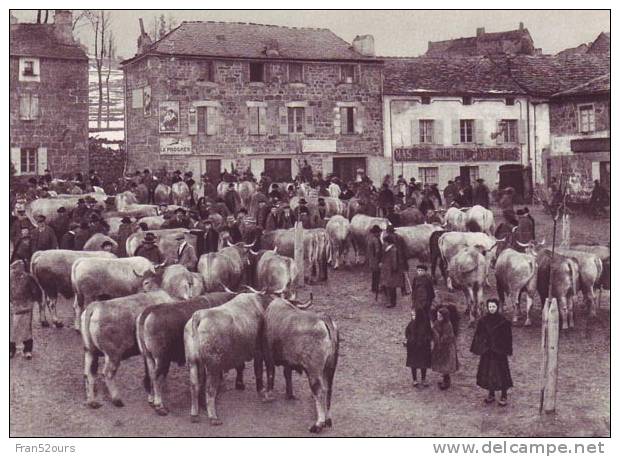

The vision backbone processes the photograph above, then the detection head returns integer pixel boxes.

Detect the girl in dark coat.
[431,306,459,390]
[404,307,432,387]
[470,298,513,406]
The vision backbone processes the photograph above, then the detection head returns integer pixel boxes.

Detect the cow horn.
[226,239,234,247]
[273,246,278,254]
[249,249,260,256]
[293,293,313,310]
[218,281,235,294]
[495,236,507,243]
[273,286,286,296]
[154,261,166,269]
[244,240,257,248]
[516,240,530,247]
[243,284,261,294]
[132,269,143,278]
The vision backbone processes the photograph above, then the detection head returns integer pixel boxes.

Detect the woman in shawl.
[404,307,432,387]
[431,306,459,390]
[470,298,513,406]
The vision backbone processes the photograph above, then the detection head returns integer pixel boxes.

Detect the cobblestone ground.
[10,206,610,437]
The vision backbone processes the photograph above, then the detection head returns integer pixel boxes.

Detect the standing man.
[60,222,80,250]
[473,179,490,209]
[203,220,220,254]
[367,225,383,300]
[224,182,241,216]
[411,264,435,313]
[135,232,164,264]
[10,204,35,243]
[328,178,341,199]
[386,224,410,296]
[50,207,70,241]
[32,215,58,252]
[10,227,35,267]
[176,231,198,271]
[380,234,400,308]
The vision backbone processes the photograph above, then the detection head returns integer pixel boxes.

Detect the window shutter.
[258,107,267,135]
[322,156,333,175]
[206,106,219,135]
[250,158,264,176]
[11,147,21,175]
[354,106,364,134]
[305,106,315,135]
[495,120,504,145]
[434,120,443,145]
[340,108,348,134]
[248,107,259,135]
[20,94,30,120]
[37,147,47,174]
[518,119,527,144]
[451,119,460,145]
[333,107,341,135]
[30,94,39,119]
[279,106,289,135]
[475,120,485,145]
[411,119,420,145]
[188,107,198,135]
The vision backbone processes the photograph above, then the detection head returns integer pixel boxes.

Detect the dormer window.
[249,62,265,83]
[23,61,35,76]
[341,64,356,84]
[18,57,40,82]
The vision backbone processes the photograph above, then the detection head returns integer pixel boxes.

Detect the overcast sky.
[13,10,610,59]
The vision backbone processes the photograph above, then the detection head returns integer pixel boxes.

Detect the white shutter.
[434,120,443,145]
[258,107,267,135]
[451,119,460,145]
[475,120,485,145]
[279,106,289,135]
[250,158,264,176]
[248,107,259,135]
[518,119,527,144]
[340,108,348,134]
[354,105,364,134]
[30,94,39,119]
[304,106,315,134]
[322,156,333,175]
[188,106,198,135]
[411,119,420,145]
[11,147,21,175]
[206,106,218,135]
[291,158,300,179]
[333,107,341,135]
[37,147,47,174]
[20,95,30,120]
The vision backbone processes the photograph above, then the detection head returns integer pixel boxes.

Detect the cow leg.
[308,375,327,433]
[509,292,520,324]
[586,287,597,318]
[524,293,533,327]
[49,297,63,328]
[205,371,222,426]
[568,295,576,329]
[142,357,154,406]
[189,360,201,422]
[72,294,84,332]
[558,297,569,330]
[152,358,171,416]
[39,292,49,327]
[102,354,124,407]
[84,350,101,409]
[430,253,438,283]
[235,364,245,390]
[284,366,296,400]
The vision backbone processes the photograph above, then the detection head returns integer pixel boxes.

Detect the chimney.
[352,35,375,57]
[54,10,74,44]
[519,22,524,31]
[137,18,153,54]
[476,27,485,37]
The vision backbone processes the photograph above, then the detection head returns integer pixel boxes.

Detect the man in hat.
[72,198,88,224]
[42,168,53,185]
[295,198,312,229]
[243,216,262,248]
[236,208,248,238]
[32,215,58,252]
[268,183,282,202]
[224,182,242,216]
[173,207,190,229]
[473,178,490,209]
[50,207,70,241]
[225,215,242,244]
[203,219,220,254]
[279,204,295,229]
[117,217,134,257]
[73,222,92,251]
[60,222,80,250]
[367,225,383,299]
[523,207,535,239]
[11,227,34,266]
[135,233,164,264]
[176,231,198,271]
[264,205,280,231]
[171,170,183,184]
[10,204,35,243]
[101,240,115,253]
[314,197,328,228]
[386,224,410,296]
[411,264,435,313]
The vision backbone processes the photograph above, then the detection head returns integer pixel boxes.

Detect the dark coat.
[514,216,535,246]
[470,313,513,391]
[431,317,459,374]
[443,184,457,206]
[473,184,490,208]
[10,236,34,265]
[411,274,435,312]
[117,223,134,257]
[366,234,382,271]
[392,232,409,271]
[10,218,35,242]
[32,225,58,252]
[380,245,402,289]
[224,190,242,215]
[50,214,70,240]
[73,228,92,251]
[227,225,242,244]
[204,228,220,253]
[419,197,435,215]
[279,212,295,229]
[60,231,76,250]
[405,311,432,368]
[378,188,395,208]
[135,243,164,264]
[264,213,279,231]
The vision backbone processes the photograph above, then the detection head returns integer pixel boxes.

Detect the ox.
[465,205,495,235]
[154,183,172,205]
[571,243,610,290]
[444,207,467,232]
[160,264,205,300]
[429,230,449,283]
[398,206,425,226]
[349,214,389,264]
[115,192,158,218]
[536,249,579,330]
[83,233,118,252]
[197,241,254,291]
[217,181,258,210]
[136,292,237,415]
[172,181,191,207]
[394,224,443,264]
[30,250,116,328]
[325,215,352,269]
[26,193,107,226]
[556,248,603,318]
[71,256,157,331]
[137,215,166,230]
[256,250,300,299]
[289,196,347,219]
[447,245,491,324]
[263,297,338,433]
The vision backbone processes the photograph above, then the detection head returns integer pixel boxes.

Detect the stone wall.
[9,56,89,175]
[123,56,384,174]
[549,96,610,136]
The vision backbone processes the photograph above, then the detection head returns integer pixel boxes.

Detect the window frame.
[340,64,356,84]
[288,106,305,134]
[20,147,37,175]
[248,106,267,136]
[288,63,304,83]
[19,93,39,121]
[462,96,473,106]
[249,62,265,83]
[199,61,214,83]
[18,57,40,82]
[421,96,431,105]
[460,119,475,143]
[418,166,439,185]
[578,104,595,134]
[502,119,519,143]
[419,119,435,144]
[340,107,356,135]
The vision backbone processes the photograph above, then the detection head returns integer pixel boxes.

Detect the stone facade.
[123,55,383,181]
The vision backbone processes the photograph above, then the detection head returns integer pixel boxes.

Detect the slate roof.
[383,56,525,95]
[552,73,610,97]
[10,23,88,60]
[122,21,378,64]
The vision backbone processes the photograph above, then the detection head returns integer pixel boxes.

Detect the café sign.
[393,147,520,162]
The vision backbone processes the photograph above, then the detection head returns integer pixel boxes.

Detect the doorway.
[205,159,221,184]
[264,158,292,182]
[459,166,479,186]
[333,157,366,182]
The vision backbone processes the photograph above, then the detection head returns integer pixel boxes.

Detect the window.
[468,166,480,182]
[460,119,474,143]
[249,62,265,82]
[419,120,434,144]
[502,119,519,143]
[248,106,267,135]
[463,96,473,105]
[23,60,35,76]
[20,148,37,174]
[340,107,356,134]
[288,63,304,83]
[199,61,214,82]
[288,107,305,133]
[19,93,39,120]
[579,104,595,133]
[421,96,431,105]
[418,167,439,185]
[19,57,40,82]
[196,106,218,135]
[341,64,356,83]
[505,97,515,106]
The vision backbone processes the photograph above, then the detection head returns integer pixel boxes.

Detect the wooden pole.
[543,298,559,413]
[294,221,304,287]
[539,298,549,413]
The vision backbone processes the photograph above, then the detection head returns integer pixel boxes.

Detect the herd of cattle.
[10,183,611,433]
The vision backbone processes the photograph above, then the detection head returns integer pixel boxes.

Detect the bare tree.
[86,10,111,129]
[166,13,177,32]
[105,32,116,128]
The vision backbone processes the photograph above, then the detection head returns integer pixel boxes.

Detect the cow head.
[516,238,546,256]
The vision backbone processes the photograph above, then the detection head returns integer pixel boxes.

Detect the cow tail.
[567,260,578,297]
[136,308,150,356]
[322,316,339,410]
[81,305,95,351]
[29,253,48,315]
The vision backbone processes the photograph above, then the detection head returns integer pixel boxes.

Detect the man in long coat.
[366,225,382,298]
[380,234,400,308]
[32,216,58,252]
[386,225,409,295]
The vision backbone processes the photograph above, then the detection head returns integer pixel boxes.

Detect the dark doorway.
[333,157,366,183]
[459,166,471,185]
[264,158,292,182]
[205,159,221,184]
[499,164,529,203]
[600,161,610,192]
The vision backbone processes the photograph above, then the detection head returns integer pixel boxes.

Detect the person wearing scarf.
[470,298,513,406]
[404,307,432,387]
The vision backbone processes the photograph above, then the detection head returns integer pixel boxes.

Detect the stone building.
[10,10,89,176]
[121,21,384,183]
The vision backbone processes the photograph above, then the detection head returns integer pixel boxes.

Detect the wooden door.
[600,161,610,191]
[205,159,221,184]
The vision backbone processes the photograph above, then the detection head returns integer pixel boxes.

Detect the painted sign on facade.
[393,147,520,162]
[159,101,180,133]
[160,137,191,155]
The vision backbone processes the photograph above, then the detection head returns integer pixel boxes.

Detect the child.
[431,306,459,390]
[411,264,435,313]
[404,307,432,387]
